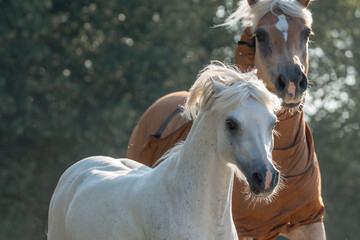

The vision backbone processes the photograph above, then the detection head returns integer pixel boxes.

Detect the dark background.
[1,0,359,239]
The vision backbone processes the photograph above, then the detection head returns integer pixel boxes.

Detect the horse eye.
[303,27,313,40]
[226,119,238,131]
[255,29,267,43]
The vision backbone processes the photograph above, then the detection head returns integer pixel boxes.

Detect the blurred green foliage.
[0,0,358,239]
[307,0,360,238]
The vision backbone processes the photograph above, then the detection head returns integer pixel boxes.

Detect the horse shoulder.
[48,157,111,239]
[51,157,151,239]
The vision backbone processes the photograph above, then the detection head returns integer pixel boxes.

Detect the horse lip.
[279,92,302,108]
[282,101,301,108]
[249,182,275,197]
[251,190,274,198]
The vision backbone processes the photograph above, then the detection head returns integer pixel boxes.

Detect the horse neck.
[274,110,304,149]
[165,111,235,234]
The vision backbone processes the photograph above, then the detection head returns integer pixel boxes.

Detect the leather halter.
[238,38,256,49]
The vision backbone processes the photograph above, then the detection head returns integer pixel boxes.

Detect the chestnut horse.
[126,0,325,239]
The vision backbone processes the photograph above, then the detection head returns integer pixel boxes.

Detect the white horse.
[47,62,282,240]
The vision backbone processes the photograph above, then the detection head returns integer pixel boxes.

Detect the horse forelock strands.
[223,0,313,31]
[182,62,282,120]
[182,61,238,120]
[212,74,282,116]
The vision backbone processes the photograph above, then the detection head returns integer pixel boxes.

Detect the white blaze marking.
[288,82,296,100]
[275,14,288,41]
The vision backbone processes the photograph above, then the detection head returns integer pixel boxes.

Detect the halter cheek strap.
[237,37,256,49]
[235,27,256,72]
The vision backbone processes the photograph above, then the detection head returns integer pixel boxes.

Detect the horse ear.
[211,79,227,94]
[247,0,257,6]
[297,0,311,8]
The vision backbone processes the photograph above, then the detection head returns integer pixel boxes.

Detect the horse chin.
[271,84,306,110]
[280,93,305,111]
[251,188,275,198]
[232,163,282,206]
[249,183,276,197]
[282,101,301,109]
[243,175,284,207]
[245,186,280,207]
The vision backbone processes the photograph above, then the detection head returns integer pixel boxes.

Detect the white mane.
[183,61,282,120]
[158,62,281,164]
[223,0,313,32]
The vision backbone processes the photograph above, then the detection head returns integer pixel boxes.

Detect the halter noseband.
[237,37,256,50]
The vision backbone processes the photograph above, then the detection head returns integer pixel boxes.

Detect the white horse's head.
[184,62,282,197]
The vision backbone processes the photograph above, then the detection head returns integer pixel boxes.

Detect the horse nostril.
[275,74,286,93]
[252,172,264,186]
[299,74,308,92]
[272,171,279,188]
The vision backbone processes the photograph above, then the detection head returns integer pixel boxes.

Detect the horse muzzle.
[275,65,308,108]
[247,164,280,196]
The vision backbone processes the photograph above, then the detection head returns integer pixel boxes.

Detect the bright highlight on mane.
[158,61,281,165]
[223,0,313,32]
[183,61,282,120]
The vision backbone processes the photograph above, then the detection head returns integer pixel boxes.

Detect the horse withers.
[47,63,282,240]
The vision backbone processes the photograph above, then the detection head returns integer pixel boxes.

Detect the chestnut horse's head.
[225,0,313,108]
